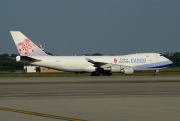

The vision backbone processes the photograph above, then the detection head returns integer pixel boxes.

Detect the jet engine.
[104,65,134,74]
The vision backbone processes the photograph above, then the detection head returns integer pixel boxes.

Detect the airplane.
[10,31,173,76]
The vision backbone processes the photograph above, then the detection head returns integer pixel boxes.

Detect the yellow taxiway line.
[0,107,85,121]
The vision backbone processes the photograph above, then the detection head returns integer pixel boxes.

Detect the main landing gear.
[90,71,112,76]
[90,72,101,76]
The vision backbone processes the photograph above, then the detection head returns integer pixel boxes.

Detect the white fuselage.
[18,53,172,73]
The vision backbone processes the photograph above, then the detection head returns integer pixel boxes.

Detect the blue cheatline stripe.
[133,60,173,70]
[149,63,172,68]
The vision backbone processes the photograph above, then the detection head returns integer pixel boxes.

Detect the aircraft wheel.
[90,72,101,76]
[154,70,159,76]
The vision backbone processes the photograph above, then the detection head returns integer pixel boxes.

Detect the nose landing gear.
[154,70,159,76]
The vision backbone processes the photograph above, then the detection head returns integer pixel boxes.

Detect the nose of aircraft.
[164,56,173,66]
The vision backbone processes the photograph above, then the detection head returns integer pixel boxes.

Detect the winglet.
[85,57,94,63]
[10,31,48,56]
[85,57,111,68]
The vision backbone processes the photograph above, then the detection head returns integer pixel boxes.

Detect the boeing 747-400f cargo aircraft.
[10,31,173,76]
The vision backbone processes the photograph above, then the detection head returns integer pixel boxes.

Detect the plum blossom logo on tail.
[17,39,35,55]
[114,58,117,63]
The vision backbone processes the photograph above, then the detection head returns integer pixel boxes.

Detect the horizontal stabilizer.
[21,56,42,62]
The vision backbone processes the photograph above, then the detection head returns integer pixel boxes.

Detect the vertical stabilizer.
[10,31,47,56]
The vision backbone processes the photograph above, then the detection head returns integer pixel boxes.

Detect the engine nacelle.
[120,65,134,74]
[104,65,134,74]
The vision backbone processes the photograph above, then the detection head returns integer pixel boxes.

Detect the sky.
[0,0,180,55]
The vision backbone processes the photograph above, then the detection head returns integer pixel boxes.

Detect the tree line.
[0,52,179,71]
[0,54,23,71]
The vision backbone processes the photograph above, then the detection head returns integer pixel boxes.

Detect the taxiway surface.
[0,76,180,121]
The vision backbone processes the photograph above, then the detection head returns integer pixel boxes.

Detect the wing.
[85,57,134,74]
